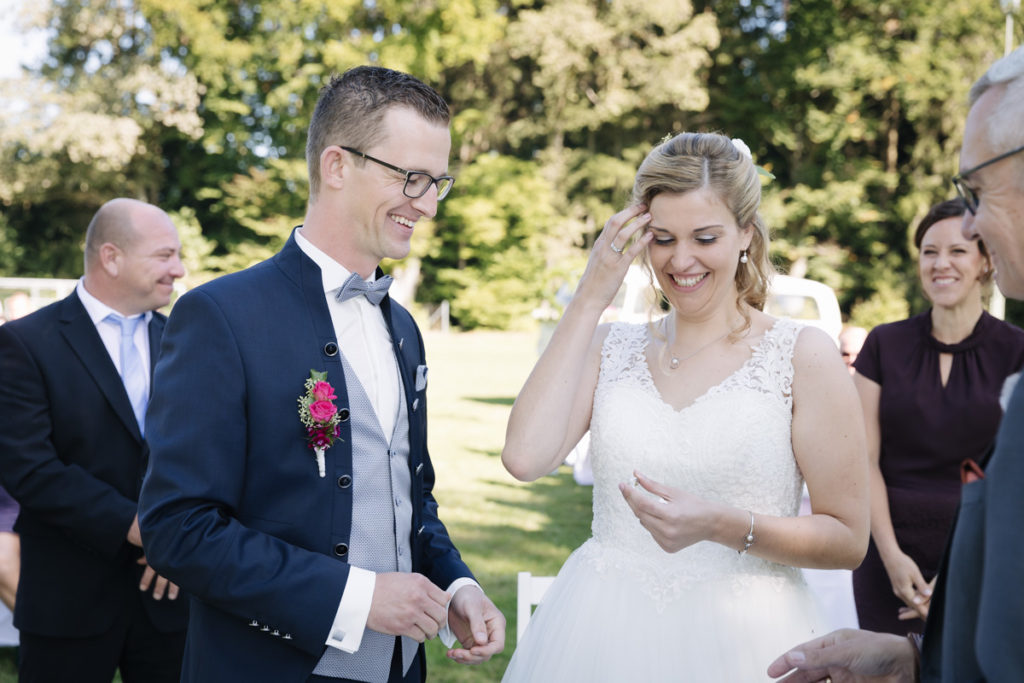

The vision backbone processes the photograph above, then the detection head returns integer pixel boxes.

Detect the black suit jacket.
[0,290,187,637]
[920,375,1024,681]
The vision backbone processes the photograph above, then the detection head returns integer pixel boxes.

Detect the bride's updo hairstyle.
[631,132,773,327]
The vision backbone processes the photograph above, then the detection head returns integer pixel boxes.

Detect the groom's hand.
[367,572,450,642]
[446,585,505,664]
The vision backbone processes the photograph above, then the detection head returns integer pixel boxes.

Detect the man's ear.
[320,146,347,191]
[99,243,122,277]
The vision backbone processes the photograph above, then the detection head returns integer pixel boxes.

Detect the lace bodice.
[582,317,807,604]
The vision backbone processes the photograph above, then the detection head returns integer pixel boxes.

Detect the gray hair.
[969,46,1024,153]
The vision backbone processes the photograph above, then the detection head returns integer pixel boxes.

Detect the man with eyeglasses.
[138,66,504,682]
[768,45,1024,683]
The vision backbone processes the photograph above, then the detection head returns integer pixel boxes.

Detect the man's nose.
[961,211,980,241]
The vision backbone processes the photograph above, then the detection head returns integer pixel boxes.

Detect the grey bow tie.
[335,272,393,305]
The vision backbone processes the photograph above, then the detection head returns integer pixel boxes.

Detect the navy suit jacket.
[920,376,1024,681]
[0,291,187,637]
[139,234,473,682]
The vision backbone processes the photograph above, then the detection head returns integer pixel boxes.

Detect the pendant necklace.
[661,318,733,372]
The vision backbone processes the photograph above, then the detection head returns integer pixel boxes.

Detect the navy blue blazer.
[0,291,186,637]
[920,376,1024,681]
[139,234,473,682]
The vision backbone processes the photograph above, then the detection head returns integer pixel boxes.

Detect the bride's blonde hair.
[631,132,774,335]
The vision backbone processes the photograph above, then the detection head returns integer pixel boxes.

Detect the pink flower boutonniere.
[297,370,342,477]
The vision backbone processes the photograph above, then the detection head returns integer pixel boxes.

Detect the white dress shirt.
[295,230,475,654]
[76,279,152,399]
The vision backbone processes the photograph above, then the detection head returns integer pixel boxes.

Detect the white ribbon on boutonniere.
[297,370,343,477]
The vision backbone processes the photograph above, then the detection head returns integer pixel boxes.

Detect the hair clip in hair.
[731,138,753,160]
[732,137,776,182]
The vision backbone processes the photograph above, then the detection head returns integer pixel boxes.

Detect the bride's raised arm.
[501,205,652,482]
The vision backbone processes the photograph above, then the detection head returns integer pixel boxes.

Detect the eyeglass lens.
[406,173,453,199]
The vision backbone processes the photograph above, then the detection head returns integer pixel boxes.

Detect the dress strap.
[599,322,651,387]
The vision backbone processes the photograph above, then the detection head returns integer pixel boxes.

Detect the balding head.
[959,47,1024,300]
[82,199,185,315]
[968,47,1024,170]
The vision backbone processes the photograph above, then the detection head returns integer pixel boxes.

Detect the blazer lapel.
[58,292,144,443]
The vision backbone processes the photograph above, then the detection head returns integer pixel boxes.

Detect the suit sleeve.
[0,323,137,558]
[138,289,347,657]
[975,378,1024,678]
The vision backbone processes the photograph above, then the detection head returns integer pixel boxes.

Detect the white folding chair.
[516,571,556,640]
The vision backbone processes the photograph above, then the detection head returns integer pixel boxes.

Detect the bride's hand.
[619,470,716,553]
[573,205,652,310]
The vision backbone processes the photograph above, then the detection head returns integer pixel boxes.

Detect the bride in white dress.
[501,132,869,682]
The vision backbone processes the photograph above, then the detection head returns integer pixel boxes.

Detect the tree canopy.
[1,0,1020,328]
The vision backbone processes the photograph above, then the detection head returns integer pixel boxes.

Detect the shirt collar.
[76,279,152,326]
[294,227,380,294]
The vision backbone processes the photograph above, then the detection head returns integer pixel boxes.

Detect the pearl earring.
[739,250,749,264]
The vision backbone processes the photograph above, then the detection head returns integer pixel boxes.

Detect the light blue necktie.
[335,273,393,305]
[106,313,148,436]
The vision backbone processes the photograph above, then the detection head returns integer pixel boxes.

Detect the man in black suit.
[0,198,188,682]
[767,45,1024,683]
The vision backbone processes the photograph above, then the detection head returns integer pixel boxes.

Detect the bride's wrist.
[710,506,751,551]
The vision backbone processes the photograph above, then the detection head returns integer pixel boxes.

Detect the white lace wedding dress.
[502,318,825,682]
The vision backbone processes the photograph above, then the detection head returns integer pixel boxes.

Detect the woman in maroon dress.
[851,198,1024,635]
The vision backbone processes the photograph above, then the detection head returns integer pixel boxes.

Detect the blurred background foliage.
[0,0,1021,329]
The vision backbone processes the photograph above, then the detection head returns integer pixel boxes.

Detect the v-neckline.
[640,319,783,414]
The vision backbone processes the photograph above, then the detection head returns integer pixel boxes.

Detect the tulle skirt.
[502,541,824,682]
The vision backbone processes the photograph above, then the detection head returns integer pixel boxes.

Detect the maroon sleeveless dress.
[852,310,1024,634]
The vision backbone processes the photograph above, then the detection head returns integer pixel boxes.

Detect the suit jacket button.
[324,342,338,356]
[283,633,293,640]
[337,408,350,422]
[272,629,280,637]
[260,625,270,632]
[334,543,349,557]
[249,619,259,627]
[415,463,423,476]
[417,525,425,536]
[412,398,419,412]
[337,474,352,489]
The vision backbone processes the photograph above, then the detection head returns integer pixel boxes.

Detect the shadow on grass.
[464,396,516,406]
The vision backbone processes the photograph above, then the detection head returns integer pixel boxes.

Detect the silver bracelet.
[738,511,755,555]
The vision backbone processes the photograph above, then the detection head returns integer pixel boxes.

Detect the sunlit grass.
[421,330,592,681]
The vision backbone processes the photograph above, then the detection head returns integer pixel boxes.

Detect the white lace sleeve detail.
[714,317,803,410]
[598,322,653,389]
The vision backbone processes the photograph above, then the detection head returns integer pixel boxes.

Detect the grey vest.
[313,352,415,682]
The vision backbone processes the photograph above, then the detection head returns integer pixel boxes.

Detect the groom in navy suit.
[139,66,505,682]
[0,198,188,682]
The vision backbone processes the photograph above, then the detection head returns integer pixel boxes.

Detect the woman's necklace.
[660,319,733,372]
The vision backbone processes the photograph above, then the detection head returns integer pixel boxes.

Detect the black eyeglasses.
[340,146,455,200]
[952,143,1024,215]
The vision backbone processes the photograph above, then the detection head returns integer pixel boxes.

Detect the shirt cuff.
[325,567,376,652]
[438,577,481,648]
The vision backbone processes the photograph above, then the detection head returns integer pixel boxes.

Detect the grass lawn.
[421,330,593,681]
[0,330,592,682]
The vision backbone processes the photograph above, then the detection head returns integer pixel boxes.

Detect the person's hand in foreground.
[767,628,918,682]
